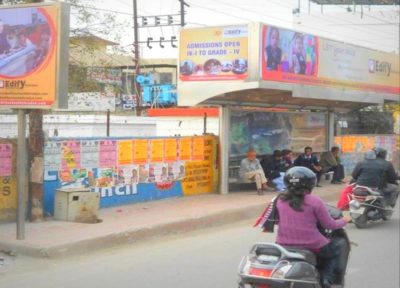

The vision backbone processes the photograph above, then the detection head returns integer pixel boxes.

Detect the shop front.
[177,23,399,193]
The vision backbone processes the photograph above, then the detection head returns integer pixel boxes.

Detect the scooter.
[349,185,394,229]
[238,205,350,288]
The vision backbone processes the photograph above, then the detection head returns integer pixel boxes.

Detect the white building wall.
[0,114,219,138]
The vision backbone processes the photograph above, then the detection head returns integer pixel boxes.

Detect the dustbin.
[54,188,100,223]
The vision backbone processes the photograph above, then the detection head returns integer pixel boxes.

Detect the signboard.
[179,25,248,81]
[0,2,69,109]
[262,25,399,94]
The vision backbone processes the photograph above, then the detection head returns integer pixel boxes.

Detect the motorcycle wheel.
[382,210,392,221]
[353,211,368,229]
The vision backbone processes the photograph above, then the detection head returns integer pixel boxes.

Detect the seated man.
[261,150,286,192]
[239,149,268,195]
[294,146,323,187]
[320,146,345,184]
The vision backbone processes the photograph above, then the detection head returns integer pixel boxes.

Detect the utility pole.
[27,0,45,223]
[133,0,141,112]
[179,0,189,27]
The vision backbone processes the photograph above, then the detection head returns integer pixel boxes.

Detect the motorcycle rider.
[276,167,351,288]
[352,148,399,207]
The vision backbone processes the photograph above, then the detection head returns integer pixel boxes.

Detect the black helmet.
[284,167,316,191]
[373,147,387,160]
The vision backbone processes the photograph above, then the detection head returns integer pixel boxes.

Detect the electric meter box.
[54,188,100,223]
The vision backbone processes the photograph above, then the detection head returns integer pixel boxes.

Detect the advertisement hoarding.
[0,2,69,109]
[179,25,248,81]
[262,25,399,94]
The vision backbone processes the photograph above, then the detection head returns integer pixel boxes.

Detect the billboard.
[179,25,248,81]
[262,25,399,94]
[0,3,69,109]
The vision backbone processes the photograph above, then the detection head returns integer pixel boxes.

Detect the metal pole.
[219,105,230,195]
[179,0,189,27]
[133,0,141,111]
[106,109,110,137]
[17,109,27,240]
[203,112,207,135]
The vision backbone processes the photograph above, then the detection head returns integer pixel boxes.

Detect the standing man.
[294,146,323,187]
[320,146,345,184]
[239,149,268,195]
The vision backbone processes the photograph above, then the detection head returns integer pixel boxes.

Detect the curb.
[1,190,342,258]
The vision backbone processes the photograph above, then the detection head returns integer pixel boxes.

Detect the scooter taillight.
[249,267,272,288]
[350,194,366,203]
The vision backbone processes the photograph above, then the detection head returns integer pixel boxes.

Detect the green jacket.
[319,151,341,172]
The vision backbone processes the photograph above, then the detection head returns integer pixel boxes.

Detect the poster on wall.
[230,111,326,156]
[192,137,205,161]
[179,137,192,161]
[150,139,164,163]
[99,140,117,167]
[44,141,61,170]
[61,140,81,170]
[0,143,12,176]
[118,140,133,166]
[164,138,178,162]
[81,140,99,168]
[133,139,148,164]
[114,165,139,185]
[179,25,248,81]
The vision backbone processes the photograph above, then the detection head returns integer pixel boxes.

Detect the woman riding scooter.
[276,167,351,288]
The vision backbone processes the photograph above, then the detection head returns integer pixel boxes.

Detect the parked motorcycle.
[349,185,394,229]
[238,205,350,288]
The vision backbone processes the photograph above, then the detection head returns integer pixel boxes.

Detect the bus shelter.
[177,23,400,194]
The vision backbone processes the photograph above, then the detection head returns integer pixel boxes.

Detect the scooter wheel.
[353,212,368,229]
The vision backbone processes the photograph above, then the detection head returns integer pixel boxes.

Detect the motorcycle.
[348,185,394,229]
[238,205,350,288]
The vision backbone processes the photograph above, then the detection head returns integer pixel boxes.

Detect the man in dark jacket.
[320,146,345,184]
[294,146,323,187]
[352,148,398,206]
[261,150,286,191]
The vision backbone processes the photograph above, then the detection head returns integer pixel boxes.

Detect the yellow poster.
[179,25,248,81]
[181,161,213,195]
[133,139,148,164]
[150,139,164,163]
[164,138,178,162]
[0,3,68,108]
[0,176,17,221]
[118,140,133,165]
[179,137,192,161]
[192,137,205,161]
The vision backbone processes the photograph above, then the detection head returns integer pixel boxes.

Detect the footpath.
[0,181,345,258]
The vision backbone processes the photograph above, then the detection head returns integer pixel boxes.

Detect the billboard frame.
[0,2,70,110]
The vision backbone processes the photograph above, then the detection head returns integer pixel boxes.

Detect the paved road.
[1,204,399,288]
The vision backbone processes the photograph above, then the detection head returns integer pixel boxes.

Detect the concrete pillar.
[327,111,335,149]
[219,105,230,194]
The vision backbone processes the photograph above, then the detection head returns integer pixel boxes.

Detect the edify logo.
[368,59,391,76]
[0,80,26,89]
